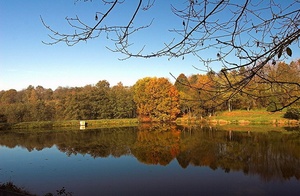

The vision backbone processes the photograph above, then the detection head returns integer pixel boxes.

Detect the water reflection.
[0,125,299,183]
[179,126,300,182]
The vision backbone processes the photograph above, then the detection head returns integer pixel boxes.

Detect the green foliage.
[266,97,282,112]
[284,108,300,120]
[174,73,189,92]
[110,82,136,118]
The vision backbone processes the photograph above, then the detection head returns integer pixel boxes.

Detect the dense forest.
[1,60,300,123]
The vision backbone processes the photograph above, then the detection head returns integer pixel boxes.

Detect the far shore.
[0,110,299,130]
[0,118,140,130]
[176,110,299,126]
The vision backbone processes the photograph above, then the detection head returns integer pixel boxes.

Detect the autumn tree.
[0,86,56,123]
[30,86,54,121]
[262,61,300,111]
[133,77,180,122]
[52,86,71,120]
[132,77,152,121]
[191,74,221,116]
[174,73,194,117]
[175,73,223,117]
[0,89,17,104]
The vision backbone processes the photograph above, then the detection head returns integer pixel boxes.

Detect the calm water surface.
[0,125,299,195]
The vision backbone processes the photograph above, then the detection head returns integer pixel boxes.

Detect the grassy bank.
[176,110,299,126]
[2,118,139,130]
[2,110,300,130]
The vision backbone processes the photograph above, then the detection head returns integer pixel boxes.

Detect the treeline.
[175,60,300,116]
[0,81,136,123]
[0,78,181,123]
[0,60,300,123]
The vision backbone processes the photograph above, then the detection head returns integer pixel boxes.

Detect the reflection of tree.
[176,151,191,169]
[131,124,181,165]
[248,132,300,181]
[0,126,299,181]
[178,127,300,181]
[178,126,220,169]
[0,128,138,158]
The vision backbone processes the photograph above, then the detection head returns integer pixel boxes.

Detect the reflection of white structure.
[80,121,86,130]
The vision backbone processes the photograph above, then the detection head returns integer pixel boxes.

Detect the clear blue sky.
[1,0,298,90]
[0,0,202,90]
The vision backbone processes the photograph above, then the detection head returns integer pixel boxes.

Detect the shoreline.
[175,117,300,126]
[0,118,140,130]
[1,118,299,131]
[1,110,299,130]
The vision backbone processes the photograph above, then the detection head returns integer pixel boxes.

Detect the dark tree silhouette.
[42,0,300,111]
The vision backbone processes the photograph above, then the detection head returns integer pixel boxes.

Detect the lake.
[0,124,299,196]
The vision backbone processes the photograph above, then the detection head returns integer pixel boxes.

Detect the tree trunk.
[228,100,232,112]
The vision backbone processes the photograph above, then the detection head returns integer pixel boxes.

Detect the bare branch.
[42,0,300,111]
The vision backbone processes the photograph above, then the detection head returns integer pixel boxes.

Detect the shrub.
[0,181,33,195]
[284,108,300,120]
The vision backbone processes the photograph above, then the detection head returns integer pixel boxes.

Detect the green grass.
[213,110,284,123]
[83,119,139,126]
[177,110,299,126]
[11,121,54,129]
[5,118,139,130]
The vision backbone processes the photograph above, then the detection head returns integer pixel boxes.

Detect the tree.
[110,82,136,118]
[62,81,112,120]
[175,73,194,116]
[0,89,17,104]
[42,0,300,111]
[133,77,180,122]
[188,74,221,116]
[95,80,112,119]
[133,77,152,121]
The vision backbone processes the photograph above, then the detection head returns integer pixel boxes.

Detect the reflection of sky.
[0,146,299,196]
